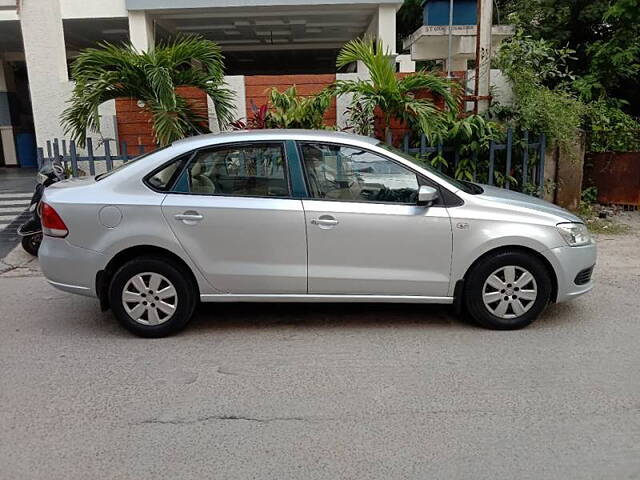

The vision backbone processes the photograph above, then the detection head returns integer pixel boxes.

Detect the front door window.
[300,142,420,204]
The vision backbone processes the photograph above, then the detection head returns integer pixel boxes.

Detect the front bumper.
[39,237,105,297]
[544,242,597,303]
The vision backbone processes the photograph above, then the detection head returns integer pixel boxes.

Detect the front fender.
[448,219,562,295]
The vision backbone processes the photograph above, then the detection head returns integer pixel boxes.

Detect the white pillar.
[336,71,371,130]
[445,57,468,72]
[19,0,70,148]
[396,54,416,73]
[0,58,18,166]
[370,5,397,55]
[359,5,398,73]
[209,75,245,132]
[477,0,493,113]
[128,10,155,52]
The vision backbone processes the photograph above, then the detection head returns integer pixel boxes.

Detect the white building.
[0,0,507,167]
[0,0,402,166]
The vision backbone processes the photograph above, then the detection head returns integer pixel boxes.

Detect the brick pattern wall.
[115,86,208,153]
[373,71,466,147]
[113,73,464,150]
[244,74,337,126]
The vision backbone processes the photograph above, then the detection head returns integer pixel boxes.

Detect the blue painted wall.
[422,0,477,26]
[16,133,38,168]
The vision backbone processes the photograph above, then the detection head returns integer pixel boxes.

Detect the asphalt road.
[0,228,639,479]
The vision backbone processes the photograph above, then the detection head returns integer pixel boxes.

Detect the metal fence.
[391,128,547,194]
[37,138,150,176]
[40,129,546,194]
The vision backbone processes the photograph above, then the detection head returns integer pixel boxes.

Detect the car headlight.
[556,222,592,246]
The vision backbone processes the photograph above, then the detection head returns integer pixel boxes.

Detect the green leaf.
[61,34,235,147]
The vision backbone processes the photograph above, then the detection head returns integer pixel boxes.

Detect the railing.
[37,138,152,176]
[391,128,547,194]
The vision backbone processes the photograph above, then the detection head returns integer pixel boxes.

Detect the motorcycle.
[17,160,66,256]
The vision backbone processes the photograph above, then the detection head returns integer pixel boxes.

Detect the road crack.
[137,414,309,426]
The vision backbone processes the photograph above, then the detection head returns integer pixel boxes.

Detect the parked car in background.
[38,130,596,337]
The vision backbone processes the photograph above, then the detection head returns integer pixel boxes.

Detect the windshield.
[378,143,483,194]
[95,146,170,181]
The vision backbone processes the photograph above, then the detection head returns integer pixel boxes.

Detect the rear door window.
[172,143,289,197]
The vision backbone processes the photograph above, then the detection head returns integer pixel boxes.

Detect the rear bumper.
[39,237,105,298]
[544,242,597,303]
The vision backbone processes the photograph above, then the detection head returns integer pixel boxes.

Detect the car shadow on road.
[71,298,580,338]
[187,302,469,333]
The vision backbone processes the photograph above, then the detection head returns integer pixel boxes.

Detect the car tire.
[108,256,197,337]
[464,250,552,330]
[21,233,42,257]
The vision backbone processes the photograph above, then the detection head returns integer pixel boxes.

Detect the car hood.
[475,184,583,223]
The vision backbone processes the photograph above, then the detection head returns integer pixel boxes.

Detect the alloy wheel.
[121,272,178,325]
[482,265,538,319]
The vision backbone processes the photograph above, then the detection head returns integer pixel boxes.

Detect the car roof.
[171,129,380,148]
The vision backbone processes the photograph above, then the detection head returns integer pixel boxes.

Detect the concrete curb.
[0,244,41,277]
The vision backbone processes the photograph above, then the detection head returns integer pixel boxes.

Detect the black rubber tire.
[21,233,42,257]
[464,250,552,330]
[108,256,197,337]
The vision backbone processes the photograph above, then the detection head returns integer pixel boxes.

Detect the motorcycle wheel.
[21,233,42,257]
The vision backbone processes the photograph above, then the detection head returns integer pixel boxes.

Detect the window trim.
[142,151,196,193]
[295,140,455,207]
[161,141,293,199]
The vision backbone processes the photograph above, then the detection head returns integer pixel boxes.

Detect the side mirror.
[417,185,439,206]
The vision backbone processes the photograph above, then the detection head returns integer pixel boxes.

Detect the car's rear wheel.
[109,256,197,337]
[464,251,552,330]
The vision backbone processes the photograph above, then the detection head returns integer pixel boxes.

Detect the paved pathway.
[0,168,36,258]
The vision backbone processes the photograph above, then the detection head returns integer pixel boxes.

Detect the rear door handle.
[174,211,203,223]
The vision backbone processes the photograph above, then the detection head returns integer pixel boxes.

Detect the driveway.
[0,217,639,479]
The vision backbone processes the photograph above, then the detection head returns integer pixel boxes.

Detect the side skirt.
[200,294,454,304]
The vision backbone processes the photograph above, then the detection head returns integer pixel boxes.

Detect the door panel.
[163,195,307,294]
[297,141,453,296]
[303,200,453,296]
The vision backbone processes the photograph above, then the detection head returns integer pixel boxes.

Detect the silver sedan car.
[39,130,596,337]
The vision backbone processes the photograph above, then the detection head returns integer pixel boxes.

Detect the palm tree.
[335,36,459,142]
[61,35,235,147]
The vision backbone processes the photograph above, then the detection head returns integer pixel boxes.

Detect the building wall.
[60,0,127,19]
[115,86,208,151]
[111,71,465,150]
[465,68,513,110]
[126,0,400,8]
[244,74,337,126]
[114,75,338,150]
[6,0,402,156]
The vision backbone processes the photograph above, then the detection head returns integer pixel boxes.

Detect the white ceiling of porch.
[153,4,377,51]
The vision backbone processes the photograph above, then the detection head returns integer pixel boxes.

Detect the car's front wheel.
[464,251,552,330]
[109,256,197,337]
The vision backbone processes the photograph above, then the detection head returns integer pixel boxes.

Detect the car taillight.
[41,203,68,238]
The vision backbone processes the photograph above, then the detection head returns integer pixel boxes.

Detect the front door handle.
[174,211,203,224]
[311,215,338,229]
